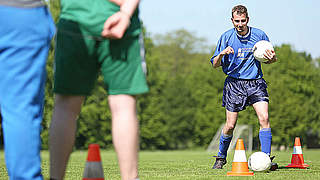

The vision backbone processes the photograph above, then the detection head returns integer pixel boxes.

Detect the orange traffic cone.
[286,137,309,169]
[227,139,254,176]
[83,144,105,180]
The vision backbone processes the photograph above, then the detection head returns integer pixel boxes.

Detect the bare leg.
[252,101,270,129]
[49,94,85,180]
[253,101,272,156]
[213,109,239,167]
[223,110,238,135]
[108,94,139,180]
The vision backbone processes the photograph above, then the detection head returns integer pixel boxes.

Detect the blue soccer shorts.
[0,5,55,179]
[222,76,269,112]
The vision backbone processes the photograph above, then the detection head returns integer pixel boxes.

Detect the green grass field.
[1,150,320,179]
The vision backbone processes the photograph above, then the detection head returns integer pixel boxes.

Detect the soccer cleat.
[270,156,275,161]
[212,156,227,169]
[269,156,278,171]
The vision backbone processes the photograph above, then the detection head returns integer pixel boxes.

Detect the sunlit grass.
[1,150,319,179]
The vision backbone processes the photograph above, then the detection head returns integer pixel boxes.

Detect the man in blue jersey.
[210,5,277,170]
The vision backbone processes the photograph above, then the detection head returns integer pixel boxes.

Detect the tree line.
[1,1,320,150]
[40,25,320,150]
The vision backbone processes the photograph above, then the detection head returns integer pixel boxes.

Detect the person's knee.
[258,113,269,128]
[52,94,84,120]
[224,123,235,134]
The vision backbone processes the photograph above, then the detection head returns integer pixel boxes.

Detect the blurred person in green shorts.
[49,0,148,179]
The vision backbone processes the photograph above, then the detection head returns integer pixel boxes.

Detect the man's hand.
[101,11,131,39]
[264,49,277,64]
[212,46,234,68]
[221,46,234,55]
[109,0,124,6]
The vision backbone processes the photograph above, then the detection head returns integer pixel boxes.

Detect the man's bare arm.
[212,46,234,68]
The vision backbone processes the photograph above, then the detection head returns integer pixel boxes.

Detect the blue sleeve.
[210,35,227,64]
[261,32,270,41]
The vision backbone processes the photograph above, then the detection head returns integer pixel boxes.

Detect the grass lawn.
[1,149,320,179]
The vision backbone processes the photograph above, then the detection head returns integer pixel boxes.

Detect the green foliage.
[263,44,320,148]
[39,3,320,150]
[137,29,225,149]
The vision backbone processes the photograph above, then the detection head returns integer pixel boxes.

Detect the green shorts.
[54,19,149,95]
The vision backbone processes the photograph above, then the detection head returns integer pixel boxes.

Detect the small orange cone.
[227,139,254,176]
[83,144,105,180]
[286,137,309,169]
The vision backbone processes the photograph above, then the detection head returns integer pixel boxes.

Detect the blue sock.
[217,131,233,158]
[259,128,272,156]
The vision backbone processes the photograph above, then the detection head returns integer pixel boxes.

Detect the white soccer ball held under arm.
[253,40,274,62]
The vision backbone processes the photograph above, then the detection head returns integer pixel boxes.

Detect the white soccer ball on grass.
[248,152,271,172]
[253,40,274,62]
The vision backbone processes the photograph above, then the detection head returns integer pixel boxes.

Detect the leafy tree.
[40,2,320,150]
[263,44,320,148]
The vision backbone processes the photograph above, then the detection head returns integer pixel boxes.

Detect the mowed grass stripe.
[0,150,319,179]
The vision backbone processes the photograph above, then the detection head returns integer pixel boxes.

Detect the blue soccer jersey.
[211,27,269,79]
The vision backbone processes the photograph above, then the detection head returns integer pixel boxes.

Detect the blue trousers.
[0,5,55,179]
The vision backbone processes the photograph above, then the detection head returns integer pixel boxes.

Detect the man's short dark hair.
[232,5,248,18]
